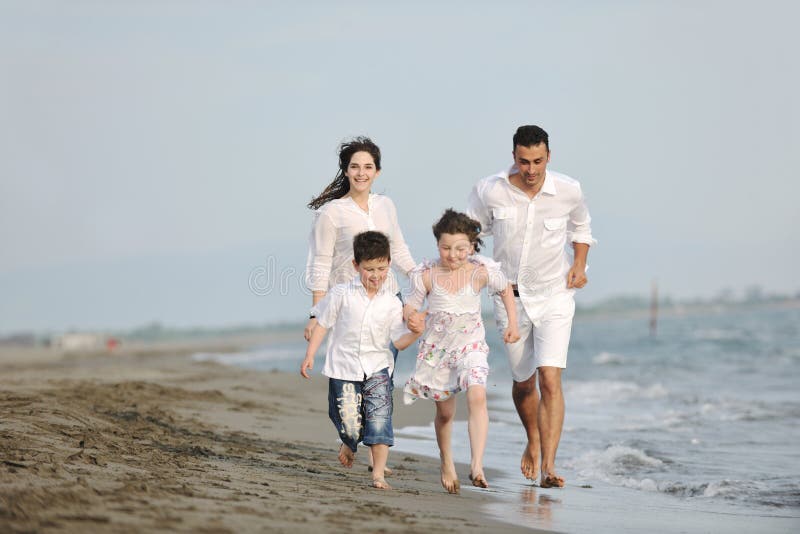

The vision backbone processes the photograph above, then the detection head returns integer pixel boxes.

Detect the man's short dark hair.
[513,125,549,151]
[353,231,391,264]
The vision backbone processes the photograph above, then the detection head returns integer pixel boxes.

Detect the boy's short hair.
[353,231,391,264]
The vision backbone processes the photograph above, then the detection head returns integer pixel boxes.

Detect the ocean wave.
[566,445,665,477]
[592,351,626,365]
[566,380,669,404]
[566,446,800,508]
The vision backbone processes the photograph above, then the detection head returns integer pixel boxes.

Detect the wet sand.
[0,339,547,533]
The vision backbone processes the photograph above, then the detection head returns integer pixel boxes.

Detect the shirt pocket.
[491,207,516,241]
[541,216,568,248]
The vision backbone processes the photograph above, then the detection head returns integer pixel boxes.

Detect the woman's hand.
[304,317,318,341]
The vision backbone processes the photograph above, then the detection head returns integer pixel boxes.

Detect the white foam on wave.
[565,446,799,506]
[566,380,669,404]
[592,351,626,365]
[567,445,664,479]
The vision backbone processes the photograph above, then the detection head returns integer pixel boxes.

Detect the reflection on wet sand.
[519,486,562,529]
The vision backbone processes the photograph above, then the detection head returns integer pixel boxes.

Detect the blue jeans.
[328,367,394,453]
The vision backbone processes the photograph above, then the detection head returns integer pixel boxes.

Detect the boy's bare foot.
[338,444,355,468]
[469,472,489,489]
[540,472,565,488]
[521,442,540,481]
[368,465,393,476]
[440,461,460,494]
[371,477,392,490]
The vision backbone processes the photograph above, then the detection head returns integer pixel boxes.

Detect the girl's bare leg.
[435,397,459,494]
[466,385,489,488]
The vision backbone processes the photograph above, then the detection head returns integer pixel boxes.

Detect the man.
[467,125,595,488]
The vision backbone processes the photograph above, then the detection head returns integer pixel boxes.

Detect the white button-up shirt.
[468,167,596,308]
[305,194,416,292]
[316,275,409,381]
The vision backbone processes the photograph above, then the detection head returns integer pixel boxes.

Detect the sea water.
[194,305,800,533]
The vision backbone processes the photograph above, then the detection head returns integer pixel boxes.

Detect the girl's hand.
[303,317,318,341]
[300,355,314,378]
[503,326,520,344]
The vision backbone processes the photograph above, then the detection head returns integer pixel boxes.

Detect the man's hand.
[303,317,318,341]
[300,355,314,378]
[566,263,587,289]
[503,325,520,344]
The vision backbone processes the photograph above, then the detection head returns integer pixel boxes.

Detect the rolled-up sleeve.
[305,211,336,291]
[315,289,340,329]
[568,190,597,247]
[467,182,493,237]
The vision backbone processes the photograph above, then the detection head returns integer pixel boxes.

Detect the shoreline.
[0,341,548,533]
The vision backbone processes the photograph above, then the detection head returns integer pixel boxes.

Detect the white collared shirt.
[316,276,409,381]
[305,194,416,292]
[468,167,596,305]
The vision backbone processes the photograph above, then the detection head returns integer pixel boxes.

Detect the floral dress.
[403,255,507,404]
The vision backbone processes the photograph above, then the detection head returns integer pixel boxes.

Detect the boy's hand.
[503,326,520,344]
[407,311,427,334]
[300,355,314,379]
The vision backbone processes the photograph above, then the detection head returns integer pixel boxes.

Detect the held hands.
[503,325,520,344]
[300,355,314,379]
[406,310,428,334]
[303,317,318,341]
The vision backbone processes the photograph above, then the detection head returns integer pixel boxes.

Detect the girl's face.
[345,151,380,196]
[437,233,473,270]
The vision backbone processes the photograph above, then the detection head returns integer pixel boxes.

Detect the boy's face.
[353,257,391,293]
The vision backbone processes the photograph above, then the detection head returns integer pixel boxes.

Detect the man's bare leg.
[338,443,355,468]
[466,385,489,488]
[369,444,392,489]
[538,366,565,488]
[512,373,541,481]
[434,397,460,494]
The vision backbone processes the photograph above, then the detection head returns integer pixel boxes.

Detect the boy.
[301,231,421,490]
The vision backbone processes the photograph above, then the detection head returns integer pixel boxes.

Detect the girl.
[403,209,519,493]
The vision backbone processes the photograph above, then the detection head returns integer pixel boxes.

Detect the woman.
[304,137,416,340]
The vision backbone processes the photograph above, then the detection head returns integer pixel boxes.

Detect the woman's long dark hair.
[307,137,382,210]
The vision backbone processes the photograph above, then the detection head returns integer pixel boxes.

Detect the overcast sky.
[1,0,798,333]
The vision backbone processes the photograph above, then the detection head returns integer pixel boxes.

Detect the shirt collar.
[503,166,557,196]
[351,274,391,296]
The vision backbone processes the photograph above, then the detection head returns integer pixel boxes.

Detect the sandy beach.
[0,337,546,533]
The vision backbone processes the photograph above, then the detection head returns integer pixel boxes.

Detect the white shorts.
[493,290,575,382]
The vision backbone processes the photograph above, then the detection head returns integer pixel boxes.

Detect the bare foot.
[338,444,355,468]
[469,472,489,489]
[371,477,392,490]
[440,460,460,494]
[540,472,565,488]
[520,442,540,481]
[368,465,393,477]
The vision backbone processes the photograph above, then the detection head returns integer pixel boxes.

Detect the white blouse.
[305,194,416,292]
